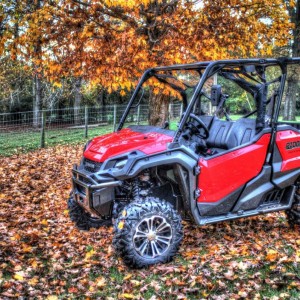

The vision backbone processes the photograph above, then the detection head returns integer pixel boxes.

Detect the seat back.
[206,119,233,149]
[226,118,256,149]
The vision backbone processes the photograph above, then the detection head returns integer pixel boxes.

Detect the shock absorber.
[132,178,140,201]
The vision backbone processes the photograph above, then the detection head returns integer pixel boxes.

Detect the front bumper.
[72,165,121,217]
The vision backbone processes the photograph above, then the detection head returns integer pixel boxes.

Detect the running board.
[197,185,295,225]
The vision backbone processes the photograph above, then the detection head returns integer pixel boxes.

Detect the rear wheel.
[286,191,300,226]
[113,197,183,268]
[67,195,111,230]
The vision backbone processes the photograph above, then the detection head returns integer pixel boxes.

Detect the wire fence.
[0,103,183,156]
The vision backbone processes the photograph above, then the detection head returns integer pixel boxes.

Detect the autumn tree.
[1,0,293,125]
[282,0,300,121]
[0,57,33,112]
[0,0,46,125]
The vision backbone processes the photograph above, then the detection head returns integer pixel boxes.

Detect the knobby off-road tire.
[286,191,300,226]
[67,195,111,230]
[113,197,183,268]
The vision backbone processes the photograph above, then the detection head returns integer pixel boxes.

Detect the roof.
[152,57,300,72]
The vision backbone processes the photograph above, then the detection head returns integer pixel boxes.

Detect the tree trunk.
[32,0,42,127]
[292,0,300,57]
[97,88,106,122]
[33,75,42,127]
[283,77,297,121]
[284,0,300,120]
[74,77,82,125]
[148,89,169,126]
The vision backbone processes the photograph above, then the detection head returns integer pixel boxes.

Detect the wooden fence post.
[180,103,183,116]
[84,106,88,138]
[169,103,172,121]
[137,105,140,125]
[113,104,117,131]
[40,111,46,148]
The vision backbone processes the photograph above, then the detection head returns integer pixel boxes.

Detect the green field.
[0,126,113,156]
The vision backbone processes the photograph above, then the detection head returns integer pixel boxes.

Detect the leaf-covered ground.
[0,146,299,299]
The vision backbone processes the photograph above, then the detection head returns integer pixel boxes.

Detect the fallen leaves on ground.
[0,145,300,299]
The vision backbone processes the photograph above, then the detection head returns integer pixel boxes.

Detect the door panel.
[198,134,270,203]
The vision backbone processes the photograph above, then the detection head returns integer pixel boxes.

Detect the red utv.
[68,58,300,268]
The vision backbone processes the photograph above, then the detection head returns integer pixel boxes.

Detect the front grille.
[79,175,92,185]
[83,158,102,173]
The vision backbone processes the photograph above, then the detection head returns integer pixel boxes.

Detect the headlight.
[114,159,128,169]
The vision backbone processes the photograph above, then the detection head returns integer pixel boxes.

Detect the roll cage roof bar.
[117,57,300,142]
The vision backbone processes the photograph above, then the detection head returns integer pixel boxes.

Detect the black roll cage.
[116,58,300,143]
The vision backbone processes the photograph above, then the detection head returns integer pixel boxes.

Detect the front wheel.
[67,195,111,230]
[113,197,183,268]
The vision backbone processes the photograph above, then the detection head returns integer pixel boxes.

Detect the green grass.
[0,125,113,156]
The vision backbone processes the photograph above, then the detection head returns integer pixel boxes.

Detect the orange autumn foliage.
[0,0,293,92]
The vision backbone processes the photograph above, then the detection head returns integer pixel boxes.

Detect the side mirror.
[211,85,222,106]
[162,121,169,129]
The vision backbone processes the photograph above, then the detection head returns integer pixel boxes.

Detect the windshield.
[117,69,203,131]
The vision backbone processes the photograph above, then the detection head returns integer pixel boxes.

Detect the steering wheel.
[188,113,210,139]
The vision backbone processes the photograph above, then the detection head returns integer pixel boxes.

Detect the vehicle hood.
[83,127,174,162]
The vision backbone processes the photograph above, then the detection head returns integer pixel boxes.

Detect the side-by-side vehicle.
[68,58,300,268]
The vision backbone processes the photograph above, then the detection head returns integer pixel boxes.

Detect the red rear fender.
[276,130,300,172]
